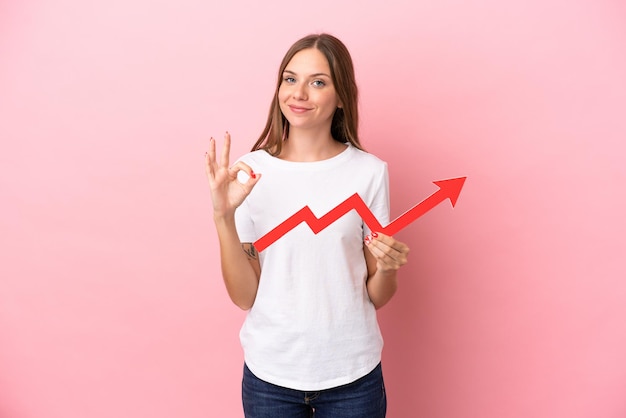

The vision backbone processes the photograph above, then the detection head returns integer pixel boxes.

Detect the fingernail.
[364,235,371,244]
[250,170,256,179]
[371,232,378,238]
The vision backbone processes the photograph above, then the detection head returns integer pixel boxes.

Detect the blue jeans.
[242,363,387,418]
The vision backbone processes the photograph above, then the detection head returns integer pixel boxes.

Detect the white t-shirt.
[234,143,390,391]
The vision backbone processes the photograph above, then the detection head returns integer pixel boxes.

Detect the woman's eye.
[283,77,296,84]
[312,80,326,87]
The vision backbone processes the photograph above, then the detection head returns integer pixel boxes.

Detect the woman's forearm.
[366,269,398,309]
[214,215,260,310]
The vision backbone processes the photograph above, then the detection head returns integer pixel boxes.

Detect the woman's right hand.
[205,132,261,219]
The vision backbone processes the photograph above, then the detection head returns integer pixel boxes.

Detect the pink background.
[1,0,625,417]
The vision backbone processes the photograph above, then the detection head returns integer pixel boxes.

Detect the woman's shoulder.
[348,145,388,168]
[236,149,273,165]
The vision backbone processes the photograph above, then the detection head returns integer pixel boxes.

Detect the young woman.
[205,33,410,418]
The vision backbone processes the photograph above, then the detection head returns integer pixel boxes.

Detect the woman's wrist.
[213,211,236,224]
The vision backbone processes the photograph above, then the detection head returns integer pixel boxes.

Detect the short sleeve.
[363,162,390,238]
[235,198,257,243]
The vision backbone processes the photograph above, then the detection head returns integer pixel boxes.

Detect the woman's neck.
[278,129,347,162]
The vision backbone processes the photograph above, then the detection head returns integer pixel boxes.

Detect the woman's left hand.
[364,232,409,273]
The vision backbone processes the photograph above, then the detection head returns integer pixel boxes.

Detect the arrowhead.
[433,177,467,207]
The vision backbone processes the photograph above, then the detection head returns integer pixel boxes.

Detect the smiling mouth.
[288,105,312,113]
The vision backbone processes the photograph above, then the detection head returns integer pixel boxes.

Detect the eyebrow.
[283,70,331,78]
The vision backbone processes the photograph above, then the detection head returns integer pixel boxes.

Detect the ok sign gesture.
[205,132,261,218]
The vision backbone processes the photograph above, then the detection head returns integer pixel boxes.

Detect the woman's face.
[278,48,341,133]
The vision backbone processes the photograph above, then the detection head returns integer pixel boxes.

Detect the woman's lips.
[288,105,312,114]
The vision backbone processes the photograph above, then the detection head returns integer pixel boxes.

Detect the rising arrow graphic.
[254,177,467,252]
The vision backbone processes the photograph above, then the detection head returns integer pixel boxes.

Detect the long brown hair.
[251,33,363,155]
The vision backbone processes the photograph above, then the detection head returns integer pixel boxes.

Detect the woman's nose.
[292,84,307,100]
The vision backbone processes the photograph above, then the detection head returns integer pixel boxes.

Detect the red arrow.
[253,177,466,252]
